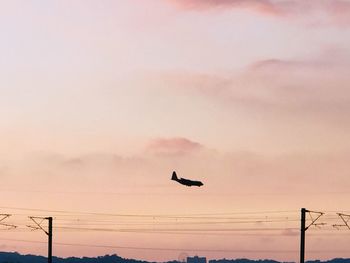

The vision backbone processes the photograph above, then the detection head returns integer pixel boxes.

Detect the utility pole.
[299,208,325,263]
[27,216,53,263]
[300,208,306,263]
[48,217,53,263]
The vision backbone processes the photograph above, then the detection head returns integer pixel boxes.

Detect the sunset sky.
[1,0,350,262]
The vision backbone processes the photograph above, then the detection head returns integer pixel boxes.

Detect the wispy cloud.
[146,137,203,156]
[249,59,309,71]
[281,228,299,236]
[250,47,350,70]
[169,0,350,25]
[153,48,350,125]
[168,0,282,15]
[3,146,350,214]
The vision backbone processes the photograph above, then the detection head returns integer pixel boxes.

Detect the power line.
[0,206,297,218]
[50,226,299,234]
[1,238,350,254]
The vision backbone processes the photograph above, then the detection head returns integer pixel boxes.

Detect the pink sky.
[1,0,350,262]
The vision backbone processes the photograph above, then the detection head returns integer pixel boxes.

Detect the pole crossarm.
[333,213,350,230]
[0,223,17,229]
[300,208,325,263]
[0,214,17,229]
[27,216,53,263]
[305,210,325,230]
[0,214,10,222]
[27,216,50,235]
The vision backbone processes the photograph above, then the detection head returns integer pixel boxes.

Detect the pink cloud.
[169,0,350,25]
[281,228,299,236]
[248,57,337,72]
[152,48,350,126]
[329,0,350,25]
[169,0,283,15]
[249,47,350,71]
[249,59,307,71]
[147,137,203,156]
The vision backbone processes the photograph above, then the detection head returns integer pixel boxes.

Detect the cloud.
[328,0,350,25]
[1,152,150,191]
[168,0,283,15]
[249,59,309,71]
[37,149,350,192]
[168,0,350,25]
[153,48,350,126]
[146,137,203,156]
[2,146,350,204]
[281,228,299,236]
[250,47,350,71]
[245,52,350,115]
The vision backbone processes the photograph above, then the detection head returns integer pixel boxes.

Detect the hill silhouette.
[210,259,350,263]
[1,252,350,263]
[0,252,152,263]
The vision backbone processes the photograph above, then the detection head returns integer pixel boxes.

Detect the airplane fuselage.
[177,178,203,187]
[171,171,203,187]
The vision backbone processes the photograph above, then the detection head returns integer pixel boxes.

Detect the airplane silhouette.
[171,171,203,187]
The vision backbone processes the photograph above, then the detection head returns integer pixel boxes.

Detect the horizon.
[2,250,350,263]
[1,0,350,262]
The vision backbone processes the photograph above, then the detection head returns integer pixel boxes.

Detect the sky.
[1,0,350,262]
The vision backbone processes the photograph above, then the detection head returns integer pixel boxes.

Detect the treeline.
[1,252,350,263]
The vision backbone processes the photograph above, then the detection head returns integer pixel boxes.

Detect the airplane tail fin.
[171,171,178,181]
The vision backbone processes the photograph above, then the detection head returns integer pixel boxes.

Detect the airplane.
[171,171,203,187]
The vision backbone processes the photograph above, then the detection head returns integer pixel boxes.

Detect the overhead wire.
[1,238,350,254]
[0,206,298,218]
[1,207,350,241]
[1,207,350,261]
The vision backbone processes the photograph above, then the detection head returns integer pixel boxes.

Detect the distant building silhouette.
[187,256,207,263]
